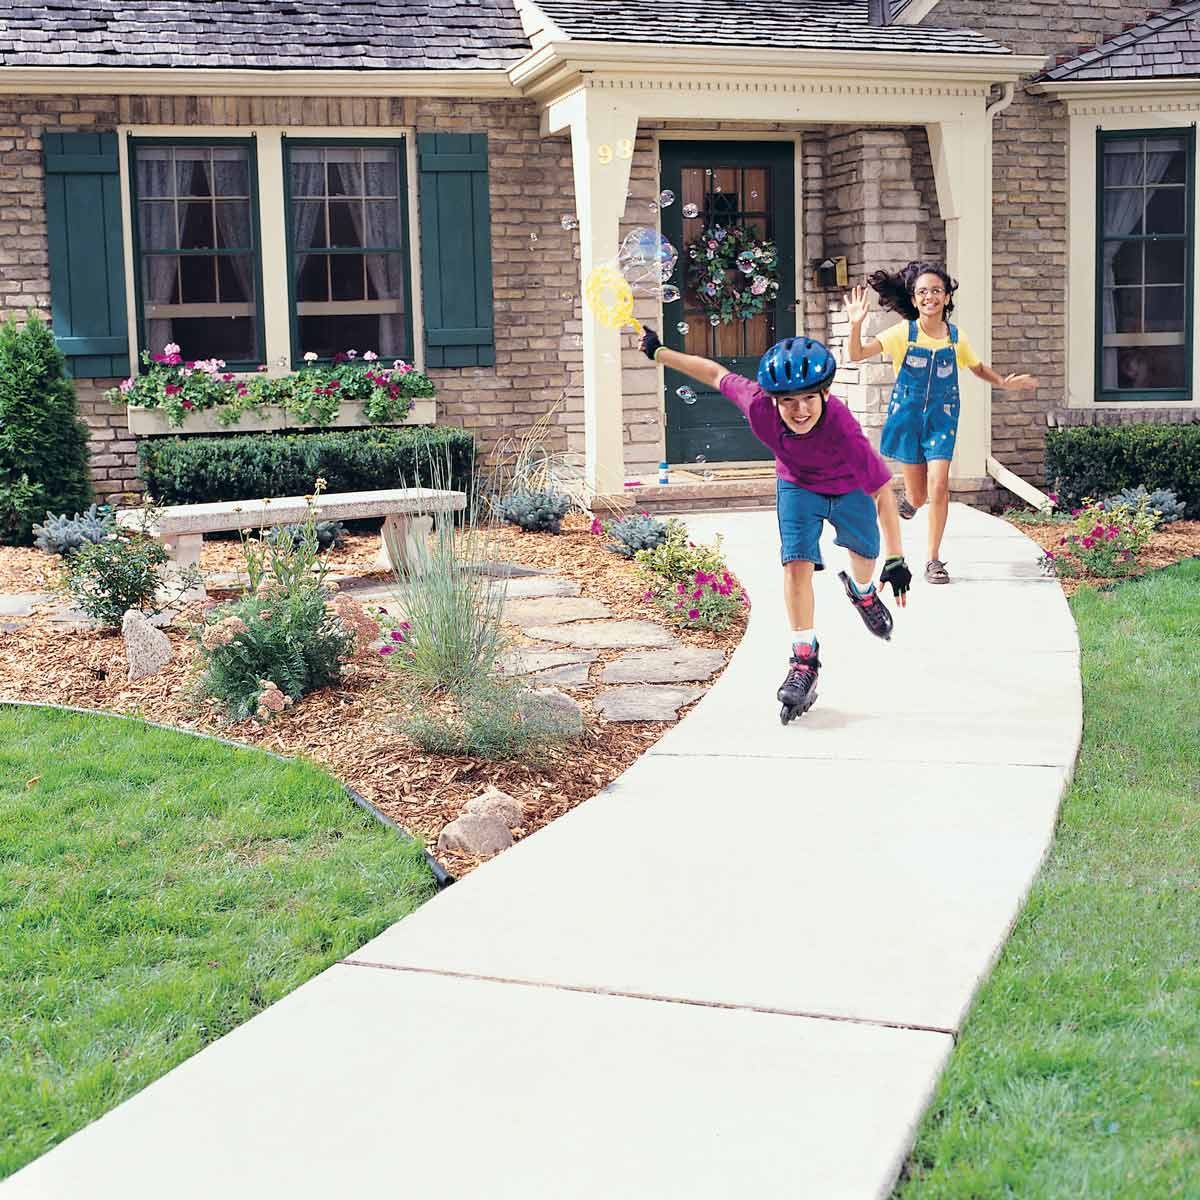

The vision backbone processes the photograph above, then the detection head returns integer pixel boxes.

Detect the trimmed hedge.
[138,426,475,505]
[1046,424,1200,513]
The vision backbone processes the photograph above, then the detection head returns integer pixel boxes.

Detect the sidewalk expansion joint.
[340,958,957,1039]
[649,751,1070,770]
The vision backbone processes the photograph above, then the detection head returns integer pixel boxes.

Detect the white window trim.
[117,124,424,377]
[1067,104,1200,410]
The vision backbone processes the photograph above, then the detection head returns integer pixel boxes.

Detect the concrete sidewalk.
[6,504,1081,1199]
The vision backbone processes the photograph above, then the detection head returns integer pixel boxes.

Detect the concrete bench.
[117,487,467,580]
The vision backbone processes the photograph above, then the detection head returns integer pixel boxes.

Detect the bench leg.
[161,533,207,602]
[379,514,434,575]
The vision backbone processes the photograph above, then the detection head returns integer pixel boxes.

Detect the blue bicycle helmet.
[756,337,837,394]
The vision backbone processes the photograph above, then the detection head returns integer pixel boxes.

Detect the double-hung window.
[284,141,413,364]
[130,139,263,366]
[1097,129,1194,401]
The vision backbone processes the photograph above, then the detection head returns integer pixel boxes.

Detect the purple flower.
[687,608,700,620]
[378,645,395,656]
[390,630,405,641]
[590,517,603,535]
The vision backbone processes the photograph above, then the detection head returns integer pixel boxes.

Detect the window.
[1097,129,1194,401]
[284,141,412,363]
[130,140,263,366]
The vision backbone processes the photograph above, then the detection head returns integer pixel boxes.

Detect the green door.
[659,141,796,466]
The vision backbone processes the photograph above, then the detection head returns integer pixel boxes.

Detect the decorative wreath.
[685,224,781,324]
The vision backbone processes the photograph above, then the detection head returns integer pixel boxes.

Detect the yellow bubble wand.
[584,264,643,335]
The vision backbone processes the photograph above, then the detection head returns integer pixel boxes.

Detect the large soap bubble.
[617,226,679,297]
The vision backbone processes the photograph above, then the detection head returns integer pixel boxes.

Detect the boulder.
[464,786,525,827]
[122,609,173,682]
[437,813,513,858]
[519,686,585,735]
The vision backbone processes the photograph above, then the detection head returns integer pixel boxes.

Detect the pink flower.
[590,517,603,535]
[687,608,700,620]
[750,276,768,296]
[676,582,688,595]
[1048,493,1059,503]
[642,589,653,600]
[363,351,378,362]
[390,629,405,642]
[691,587,704,600]
[221,373,234,382]
[164,384,182,396]
[181,398,194,411]
[119,377,135,393]
[1081,536,1095,549]
[256,364,269,372]
[378,644,395,656]
[163,342,181,356]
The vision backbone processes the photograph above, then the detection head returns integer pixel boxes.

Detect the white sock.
[849,575,875,597]
[790,629,816,653]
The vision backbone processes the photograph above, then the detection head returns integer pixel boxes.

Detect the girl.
[844,263,1038,584]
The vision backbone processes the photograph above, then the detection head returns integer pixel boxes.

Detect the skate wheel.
[780,704,794,726]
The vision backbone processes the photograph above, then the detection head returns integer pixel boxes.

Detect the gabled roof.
[1039,0,1200,82]
[531,0,1012,56]
[0,0,530,70]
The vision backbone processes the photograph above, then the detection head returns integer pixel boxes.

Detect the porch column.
[927,110,994,483]
[546,88,639,497]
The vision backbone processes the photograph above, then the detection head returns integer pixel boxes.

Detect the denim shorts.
[776,480,881,570]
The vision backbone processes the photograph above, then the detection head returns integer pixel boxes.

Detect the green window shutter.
[43,131,129,379]
[418,132,495,368]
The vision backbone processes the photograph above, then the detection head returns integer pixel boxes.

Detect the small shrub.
[400,677,578,761]
[1046,423,1200,513]
[137,425,475,506]
[194,491,363,720]
[498,489,570,533]
[62,530,198,627]
[646,568,746,631]
[264,520,347,554]
[0,313,92,545]
[606,512,668,558]
[33,504,114,557]
[1042,495,1160,580]
[634,519,729,586]
[1098,485,1186,525]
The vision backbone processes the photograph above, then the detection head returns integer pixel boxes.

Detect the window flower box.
[112,346,436,435]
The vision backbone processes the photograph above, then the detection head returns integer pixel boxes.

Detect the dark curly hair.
[866,261,958,321]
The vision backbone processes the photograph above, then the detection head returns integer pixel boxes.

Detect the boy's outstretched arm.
[640,328,728,390]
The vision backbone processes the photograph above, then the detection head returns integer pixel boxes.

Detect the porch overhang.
[1027,77,1200,107]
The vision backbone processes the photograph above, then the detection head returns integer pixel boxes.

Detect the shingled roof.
[0,0,530,70]
[1039,0,1200,82]
[531,0,1012,56]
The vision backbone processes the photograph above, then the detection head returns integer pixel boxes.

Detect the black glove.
[639,327,662,362]
[880,556,911,602]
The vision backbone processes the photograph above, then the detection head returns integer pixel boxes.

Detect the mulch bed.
[1005,517,1200,598]
[0,513,745,879]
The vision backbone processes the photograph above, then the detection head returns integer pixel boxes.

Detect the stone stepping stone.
[601,646,726,685]
[503,596,611,627]
[595,685,707,722]
[499,648,598,687]
[489,576,580,600]
[525,620,678,649]
[0,592,53,617]
[468,561,550,579]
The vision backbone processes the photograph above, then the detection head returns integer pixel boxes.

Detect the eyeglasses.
[914,287,946,298]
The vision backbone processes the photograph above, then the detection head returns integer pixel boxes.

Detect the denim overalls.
[879,320,960,465]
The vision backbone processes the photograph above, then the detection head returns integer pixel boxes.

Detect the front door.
[659,141,796,466]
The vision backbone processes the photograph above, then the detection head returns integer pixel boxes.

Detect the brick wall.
[915,0,1184,482]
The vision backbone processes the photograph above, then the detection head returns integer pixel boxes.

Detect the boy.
[640,328,911,722]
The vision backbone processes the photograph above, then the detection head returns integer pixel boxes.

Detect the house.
[0,0,1196,510]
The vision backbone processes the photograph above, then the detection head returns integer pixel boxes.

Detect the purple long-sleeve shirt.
[719,373,891,496]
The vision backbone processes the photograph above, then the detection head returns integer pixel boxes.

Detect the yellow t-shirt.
[876,322,981,376]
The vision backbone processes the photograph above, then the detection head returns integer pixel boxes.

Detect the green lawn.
[896,559,1200,1199]
[0,705,436,1180]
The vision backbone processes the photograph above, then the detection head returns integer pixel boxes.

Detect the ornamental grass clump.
[605,512,668,559]
[1041,495,1160,580]
[193,483,364,721]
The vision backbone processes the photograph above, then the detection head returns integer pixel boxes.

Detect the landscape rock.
[464,786,525,827]
[525,620,678,649]
[437,813,513,858]
[0,592,53,618]
[502,596,612,626]
[519,686,585,735]
[499,647,599,676]
[601,646,726,685]
[595,685,707,722]
[122,609,174,681]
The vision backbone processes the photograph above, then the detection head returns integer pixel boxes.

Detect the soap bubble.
[561,214,579,230]
[695,454,707,464]
[703,470,715,481]
[648,200,659,213]
[705,169,713,176]
[661,284,681,303]
[676,321,689,335]
[676,386,697,404]
[617,226,679,297]
[682,202,700,219]
[709,314,721,327]
[530,232,538,243]
[750,190,759,201]
[659,189,676,208]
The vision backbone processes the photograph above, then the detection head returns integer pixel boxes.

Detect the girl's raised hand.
[1002,373,1039,390]
[843,285,870,326]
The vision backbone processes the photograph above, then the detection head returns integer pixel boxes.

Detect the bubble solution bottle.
[658,461,670,485]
